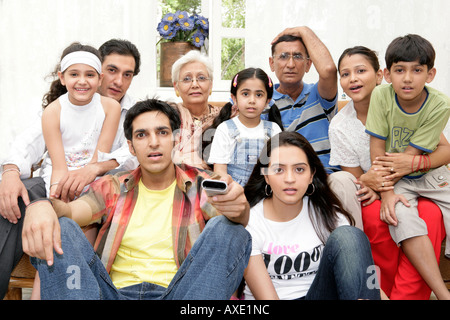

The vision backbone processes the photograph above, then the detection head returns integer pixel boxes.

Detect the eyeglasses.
[273,52,309,62]
[179,75,211,84]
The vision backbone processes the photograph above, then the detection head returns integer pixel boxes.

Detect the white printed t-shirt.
[243,198,349,300]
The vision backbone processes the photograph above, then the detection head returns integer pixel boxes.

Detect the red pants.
[362,197,445,300]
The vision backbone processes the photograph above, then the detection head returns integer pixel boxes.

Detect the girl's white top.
[329,100,372,172]
[40,92,105,196]
[208,116,281,164]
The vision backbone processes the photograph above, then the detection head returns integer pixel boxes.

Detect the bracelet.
[413,154,432,173]
[414,155,423,172]
[423,154,431,172]
[421,155,427,173]
[1,168,20,177]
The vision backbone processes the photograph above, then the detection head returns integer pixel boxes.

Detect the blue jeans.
[31,215,252,300]
[305,226,381,300]
[0,177,46,299]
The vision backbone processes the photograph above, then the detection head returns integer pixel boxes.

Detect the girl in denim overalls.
[208,68,283,186]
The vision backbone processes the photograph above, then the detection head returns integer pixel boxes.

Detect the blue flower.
[172,21,181,33]
[162,12,176,23]
[157,20,174,37]
[165,31,177,40]
[195,15,209,31]
[175,10,189,21]
[157,12,209,49]
[178,17,195,31]
[191,30,205,48]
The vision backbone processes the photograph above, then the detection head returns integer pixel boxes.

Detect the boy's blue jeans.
[31,215,252,300]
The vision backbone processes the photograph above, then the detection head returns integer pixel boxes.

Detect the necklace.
[191,104,211,121]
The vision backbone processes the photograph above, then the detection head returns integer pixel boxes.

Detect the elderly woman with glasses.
[171,50,236,169]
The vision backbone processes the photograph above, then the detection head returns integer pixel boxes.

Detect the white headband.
[60,51,102,74]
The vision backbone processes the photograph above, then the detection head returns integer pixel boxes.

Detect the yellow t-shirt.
[110,179,177,289]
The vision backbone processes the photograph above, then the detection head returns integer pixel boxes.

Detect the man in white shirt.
[0,39,141,299]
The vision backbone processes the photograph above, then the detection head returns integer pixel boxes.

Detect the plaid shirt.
[80,164,219,273]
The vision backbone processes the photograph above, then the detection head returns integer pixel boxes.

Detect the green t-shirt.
[366,84,450,177]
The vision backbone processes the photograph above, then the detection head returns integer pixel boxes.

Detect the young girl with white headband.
[40,42,121,198]
[29,42,121,300]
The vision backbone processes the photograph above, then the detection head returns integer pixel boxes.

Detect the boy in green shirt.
[365,34,450,300]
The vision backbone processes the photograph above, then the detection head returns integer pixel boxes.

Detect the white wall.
[0,0,159,160]
[1,0,449,160]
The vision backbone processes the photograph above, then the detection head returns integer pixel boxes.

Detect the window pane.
[160,0,202,15]
[221,0,246,28]
[221,38,245,80]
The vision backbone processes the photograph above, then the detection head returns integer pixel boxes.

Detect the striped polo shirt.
[262,82,339,173]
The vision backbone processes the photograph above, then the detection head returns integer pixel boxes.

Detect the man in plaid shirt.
[22,99,251,300]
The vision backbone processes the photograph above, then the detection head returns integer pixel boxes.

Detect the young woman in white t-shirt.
[242,131,380,300]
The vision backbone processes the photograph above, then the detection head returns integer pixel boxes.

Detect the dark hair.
[42,42,101,108]
[231,67,274,99]
[123,99,181,141]
[338,46,380,73]
[99,39,141,76]
[385,34,435,70]
[244,131,354,243]
[210,68,283,130]
[271,34,309,58]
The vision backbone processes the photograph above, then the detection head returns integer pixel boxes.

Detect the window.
[220,0,246,80]
[156,0,247,96]
[210,0,246,89]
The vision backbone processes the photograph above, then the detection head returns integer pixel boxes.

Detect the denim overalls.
[225,119,273,186]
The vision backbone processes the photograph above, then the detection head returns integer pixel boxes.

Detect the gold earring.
[175,91,180,97]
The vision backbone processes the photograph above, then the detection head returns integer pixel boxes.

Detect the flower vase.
[160,42,197,87]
